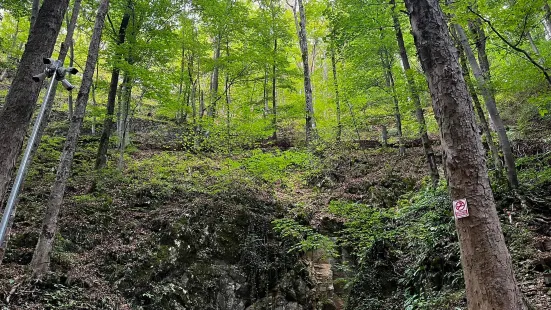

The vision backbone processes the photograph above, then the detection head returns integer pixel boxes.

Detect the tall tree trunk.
[0,0,69,262]
[330,37,342,142]
[296,0,315,144]
[178,40,186,123]
[454,23,519,188]
[456,41,503,176]
[405,1,527,309]
[95,9,131,170]
[10,19,19,55]
[31,0,109,277]
[116,83,123,140]
[468,20,492,83]
[179,40,191,124]
[269,0,278,140]
[263,68,268,119]
[391,0,439,186]
[196,35,203,122]
[117,75,132,170]
[191,82,197,122]
[225,75,231,152]
[224,43,231,152]
[200,90,205,118]
[91,62,99,135]
[117,3,137,169]
[188,53,196,124]
[208,34,221,118]
[380,49,405,156]
[381,125,388,147]
[544,3,551,40]
[68,38,75,120]
[526,32,545,65]
[272,37,278,140]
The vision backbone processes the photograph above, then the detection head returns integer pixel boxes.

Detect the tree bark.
[526,32,545,65]
[380,49,405,156]
[208,34,221,118]
[117,74,132,170]
[200,90,205,118]
[405,1,527,309]
[296,0,315,144]
[180,41,191,124]
[381,125,388,147]
[196,51,202,122]
[456,42,503,176]
[31,0,109,277]
[270,0,278,140]
[454,23,518,188]
[68,38,75,120]
[263,67,268,119]
[391,0,439,186]
[95,9,131,170]
[225,74,231,152]
[116,83,123,140]
[330,37,342,142]
[544,3,551,40]
[0,0,69,260]
[272,37,278,140]
[178,39,186,123]
[191,82,197,122]
[188,52,196,124]
[468,20,491,83]
[91,63,99,135]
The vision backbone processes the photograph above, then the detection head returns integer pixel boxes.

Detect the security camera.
[55,67,78,79]
[60,79,75,91]
[32,58,77,90]
[56,68,66,79]
[32,72,47,82]
[57,66,78,90]
[65,67,78,75]
[33,65,57,83]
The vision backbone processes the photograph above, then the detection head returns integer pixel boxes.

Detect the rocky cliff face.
[0,151,345,309]
[101,186,322,309]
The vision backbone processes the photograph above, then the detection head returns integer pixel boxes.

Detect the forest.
[0,0,551,309]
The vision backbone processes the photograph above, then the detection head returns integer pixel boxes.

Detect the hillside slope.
[0,117,550,309]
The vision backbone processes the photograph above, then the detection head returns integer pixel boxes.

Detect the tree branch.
[211,66,250,106]
[106,13,117,40]
[511,13,530,48]
[468,6,551,86]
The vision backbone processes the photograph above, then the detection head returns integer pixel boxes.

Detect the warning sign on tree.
[453,199,469,219]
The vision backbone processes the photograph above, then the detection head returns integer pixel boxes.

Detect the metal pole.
[0,69,59,247]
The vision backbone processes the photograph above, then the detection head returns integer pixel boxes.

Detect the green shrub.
[241,149,315,183]
[272,218,337,259]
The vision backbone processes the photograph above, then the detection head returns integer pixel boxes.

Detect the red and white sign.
[453,199,469,219]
